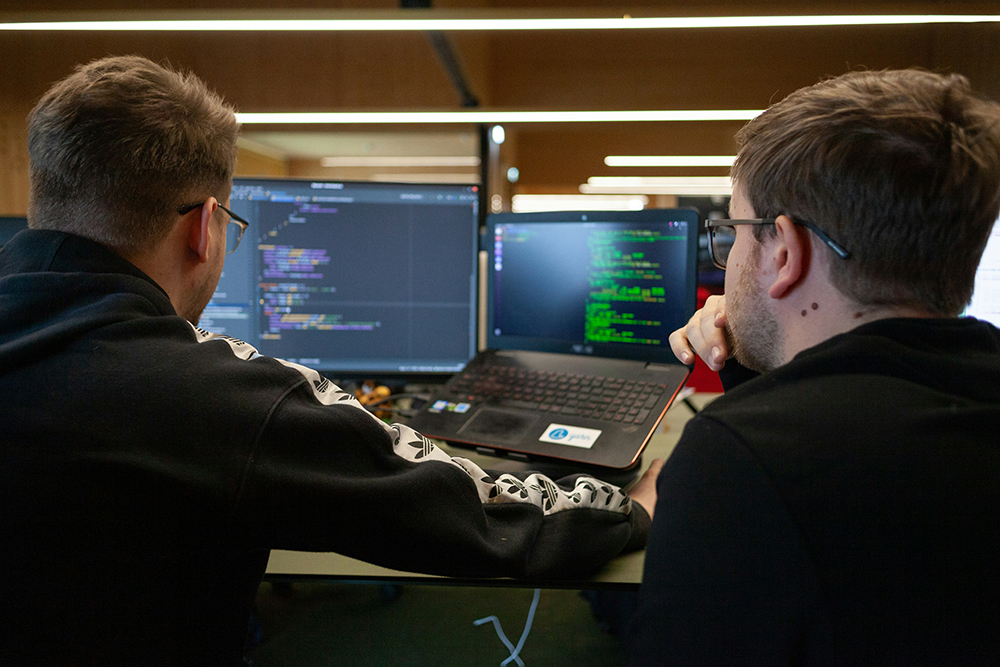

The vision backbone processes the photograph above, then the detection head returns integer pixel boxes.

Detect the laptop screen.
[485,209,699,365]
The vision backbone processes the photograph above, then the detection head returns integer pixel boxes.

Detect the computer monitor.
[965,216,1000,327]
[0,216,28,248]
[203,178,481,376]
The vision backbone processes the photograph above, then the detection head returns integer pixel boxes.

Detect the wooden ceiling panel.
[484,25,955,111]
[506,122,746,192]
[0,31,464,111]
[0,1,997,213]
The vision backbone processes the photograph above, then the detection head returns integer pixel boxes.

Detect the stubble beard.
[725,242,784,374]
[179,248,225,326]
[179,273,216,325]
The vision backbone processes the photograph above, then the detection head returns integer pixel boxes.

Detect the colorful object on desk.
[356,381,393,419]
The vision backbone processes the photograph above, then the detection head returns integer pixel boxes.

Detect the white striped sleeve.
[190,324,633,518]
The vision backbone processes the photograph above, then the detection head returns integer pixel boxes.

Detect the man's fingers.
[670,295,731,369]
[668,329,695,365]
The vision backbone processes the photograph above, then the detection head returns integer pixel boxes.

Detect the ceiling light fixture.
[582,176,733,195]
[511,194,649,213]
[2,15,998,32]
[370,173,480,183]
[320,156,480,167]
[237,110,763,124]
[605,155,737,167]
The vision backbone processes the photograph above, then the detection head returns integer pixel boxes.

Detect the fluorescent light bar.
[320,155,480,167]
[2,15,998,31]
[371,173,480,183]
[581,183,732,195]
[589,176,733,187]
[238,110,762,124]
[582,176,732,195]
[511,194,649,213]
[605,155,736,167]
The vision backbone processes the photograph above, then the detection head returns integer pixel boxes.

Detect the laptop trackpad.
[458,408,537,445]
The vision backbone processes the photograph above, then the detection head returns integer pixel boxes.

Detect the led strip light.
[1,15,998,31]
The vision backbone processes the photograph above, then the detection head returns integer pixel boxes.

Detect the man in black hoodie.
[629,70,1000,665]
[0,55,658,665]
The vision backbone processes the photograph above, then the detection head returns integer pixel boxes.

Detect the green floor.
[247,582,628,666]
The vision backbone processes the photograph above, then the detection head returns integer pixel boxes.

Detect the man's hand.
[628,458,664,520]
[668,294,730,371]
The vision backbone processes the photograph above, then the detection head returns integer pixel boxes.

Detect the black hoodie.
[0,230,649,665]
[630,312,1000,665]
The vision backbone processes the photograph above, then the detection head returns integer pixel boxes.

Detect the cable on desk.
[473,588,541,667]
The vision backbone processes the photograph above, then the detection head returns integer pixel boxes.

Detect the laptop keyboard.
[445,365,668,424]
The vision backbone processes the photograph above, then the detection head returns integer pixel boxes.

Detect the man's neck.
[776,288,940,364]
[120,234,193,318]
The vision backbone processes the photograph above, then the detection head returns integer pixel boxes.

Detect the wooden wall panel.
[486,25,944,110]
[0,32,463,112]
[507,121,747,193]
[235,145,289,178]
[929,23,1000,101]
[0,28,463,213]
[0,1,997,210]
[0,107,31,216]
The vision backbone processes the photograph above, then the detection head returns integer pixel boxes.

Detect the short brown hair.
[27,55,239,254]
[732,69,1000,316]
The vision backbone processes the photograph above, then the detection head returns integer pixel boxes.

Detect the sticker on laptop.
[428,400,471,414]
[539,424,602,449]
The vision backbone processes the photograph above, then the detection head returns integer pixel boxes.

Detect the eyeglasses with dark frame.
[176,201,250,255]
[705,217,850,270]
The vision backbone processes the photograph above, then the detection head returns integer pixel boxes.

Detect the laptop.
[408,209,699,470]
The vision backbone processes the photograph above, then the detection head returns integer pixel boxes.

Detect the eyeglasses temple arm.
[799,221,850,259]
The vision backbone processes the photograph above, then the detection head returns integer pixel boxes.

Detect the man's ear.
[766,215,808,299]
[185,198,218,263]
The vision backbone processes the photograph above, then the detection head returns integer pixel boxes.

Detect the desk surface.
[265,392,717,589]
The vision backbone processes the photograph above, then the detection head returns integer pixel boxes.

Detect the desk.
[264,392,718,588]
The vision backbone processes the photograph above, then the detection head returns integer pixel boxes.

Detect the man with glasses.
[0,56,658,665]
[627,69,1000,665]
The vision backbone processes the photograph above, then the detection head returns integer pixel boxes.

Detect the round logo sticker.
[548,428,569,440]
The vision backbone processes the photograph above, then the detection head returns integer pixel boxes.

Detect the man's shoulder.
[710,316,1000,410]
[689,316,1000,465]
